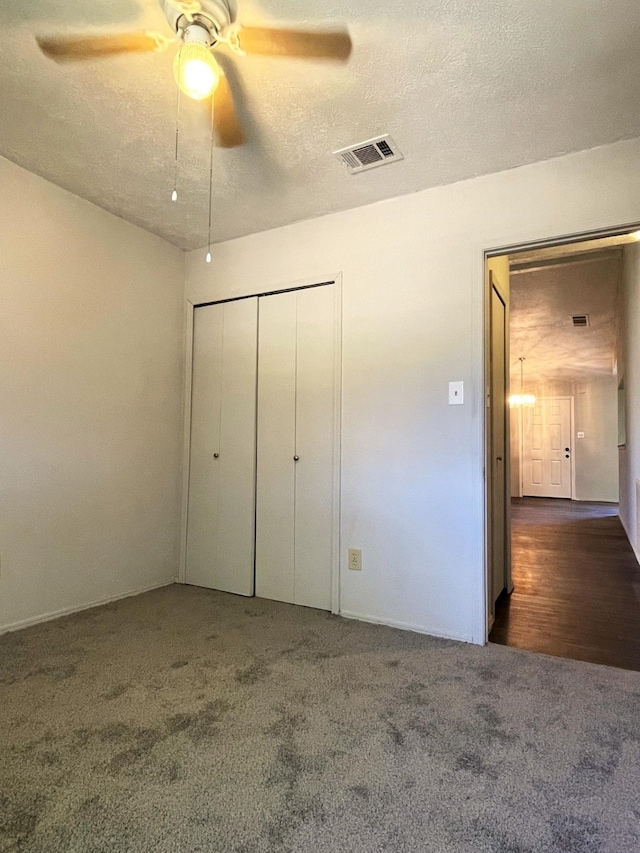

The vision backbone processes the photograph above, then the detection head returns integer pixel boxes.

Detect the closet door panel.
[186,305,224,590]
[186,299,257,595]
[294,286,336,610]
[215,299,258,594]
[255,292,297,603]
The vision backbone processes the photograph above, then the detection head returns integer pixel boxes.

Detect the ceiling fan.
[35,0,353,148]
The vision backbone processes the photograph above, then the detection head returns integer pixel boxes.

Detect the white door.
[185,298,258,595]
[522,397,572,498]
[255,291,296,604]
[256,285,337,610]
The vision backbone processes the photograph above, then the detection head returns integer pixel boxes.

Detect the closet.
[185,283,339,612]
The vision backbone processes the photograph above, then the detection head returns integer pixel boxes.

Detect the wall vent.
[572,314,590,327]
[333,135,404,174]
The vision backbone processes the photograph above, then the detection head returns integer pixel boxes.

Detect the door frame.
[519,396,576,500]
[482,221,640,642]
[487,269,512,631]
[178,276,343,616]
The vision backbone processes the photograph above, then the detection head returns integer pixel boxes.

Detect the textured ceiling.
[3,0,640,249]
[509,253,620,386]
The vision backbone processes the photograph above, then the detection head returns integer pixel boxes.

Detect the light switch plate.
[449,381,464,405]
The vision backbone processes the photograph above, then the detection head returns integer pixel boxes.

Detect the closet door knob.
[213,453,219,459]
[293,455,299,462]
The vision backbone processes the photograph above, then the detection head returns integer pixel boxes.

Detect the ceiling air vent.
[333,135,404,174]
[572,314,590,327]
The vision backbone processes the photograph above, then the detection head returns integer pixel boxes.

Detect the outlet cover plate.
[348,548,362,571]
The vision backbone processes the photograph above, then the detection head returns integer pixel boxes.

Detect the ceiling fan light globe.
[173,42,220,100]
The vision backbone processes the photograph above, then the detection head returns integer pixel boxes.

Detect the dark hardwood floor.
[490,497,640,671]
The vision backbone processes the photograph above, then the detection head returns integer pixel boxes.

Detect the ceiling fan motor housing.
[160,0,234,40]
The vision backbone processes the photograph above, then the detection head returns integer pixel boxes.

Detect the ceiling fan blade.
[238,26,352,62]
[214,71,246,148]
[36,32,168,61]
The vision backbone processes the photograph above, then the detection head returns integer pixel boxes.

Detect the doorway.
[485,227,640,670]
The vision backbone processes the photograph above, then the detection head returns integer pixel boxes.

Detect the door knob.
[565,454,569,459]
[496,456,502,462]
[565,447,570,452]
[293,455,299,462]
[213,453,219,459]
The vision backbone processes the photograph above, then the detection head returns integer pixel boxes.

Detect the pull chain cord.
[171,51,183,202]
[205,93,215,263]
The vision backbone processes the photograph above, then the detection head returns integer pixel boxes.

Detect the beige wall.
[619,244,640,561]
[0,157,185,631]
[185,137,640,644]
[574,377,619,502]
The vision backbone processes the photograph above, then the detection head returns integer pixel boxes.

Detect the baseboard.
[0,577,177,635]
[339,610,477,645]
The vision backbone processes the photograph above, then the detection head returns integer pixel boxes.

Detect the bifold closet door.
[256,285,337,610]
[186,298,258,595]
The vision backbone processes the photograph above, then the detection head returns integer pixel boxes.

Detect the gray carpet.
[1,585,639,853]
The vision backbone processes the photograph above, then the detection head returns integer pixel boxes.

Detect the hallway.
[490,497,640,671]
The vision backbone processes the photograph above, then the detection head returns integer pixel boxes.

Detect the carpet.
[1,584,639,852]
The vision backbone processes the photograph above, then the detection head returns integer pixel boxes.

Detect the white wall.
[185,137,640,644]
[0,157,185,631]
[619,243,640,562]
[574,377,619,502]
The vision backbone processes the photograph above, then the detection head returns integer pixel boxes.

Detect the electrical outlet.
[348,548,362,571]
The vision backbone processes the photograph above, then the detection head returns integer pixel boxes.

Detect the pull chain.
[171,50,183,202]
[206,93,215,263]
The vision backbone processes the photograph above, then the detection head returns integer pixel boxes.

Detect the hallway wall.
[574,376,619,502]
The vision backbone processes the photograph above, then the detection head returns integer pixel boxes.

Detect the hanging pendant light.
[509,357,536,407]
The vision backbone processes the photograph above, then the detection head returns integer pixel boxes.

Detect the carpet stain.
[350,784,370,799]
[0,792,46,847]
[474,701,516,744]
[456,750,498,779]
[165,698,229,743]
[38,750,60,768]
[403,680,428,706]
[551,814,602,852]
[101,683,130,701]
[108,727,162,774]
[5,661,78,685]
[387,721,405,748]
[268,709,306,738]
[235,660,270,684]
